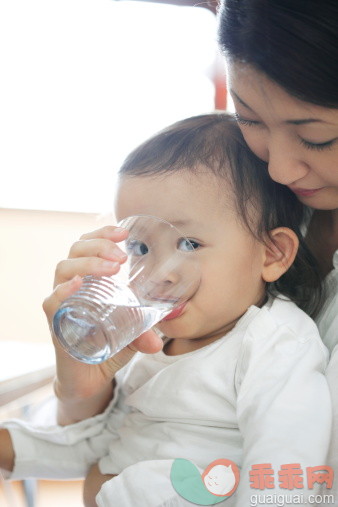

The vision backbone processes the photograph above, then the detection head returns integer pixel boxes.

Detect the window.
[0,0,219,212]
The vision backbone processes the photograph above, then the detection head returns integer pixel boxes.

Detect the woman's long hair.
[218,0,338,108]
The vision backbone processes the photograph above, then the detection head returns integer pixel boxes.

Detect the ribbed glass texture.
[53,275,171,364]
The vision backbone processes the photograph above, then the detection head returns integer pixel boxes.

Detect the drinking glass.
[52,215,200,363]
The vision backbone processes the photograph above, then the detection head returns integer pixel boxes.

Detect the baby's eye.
[177,238,201,251]
[126,239,149,256]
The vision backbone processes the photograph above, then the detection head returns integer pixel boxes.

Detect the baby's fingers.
[131,331,164,354]
[43,275,83,323]
[54,257,120,286]
[103,330,163,377]
[79,225,128,242]
[69,238,127,263]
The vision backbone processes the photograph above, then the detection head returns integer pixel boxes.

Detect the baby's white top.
[3,297,331,506]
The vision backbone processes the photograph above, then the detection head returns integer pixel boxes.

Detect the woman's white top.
[316,250,338,504]
[316,250,338,353]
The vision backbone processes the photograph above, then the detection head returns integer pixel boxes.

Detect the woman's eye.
[177,238,201,251]
[299,137,335,151]
[234,112,260,127]
[126,240,149,256]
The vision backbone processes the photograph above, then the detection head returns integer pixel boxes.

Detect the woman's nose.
[267,140,310,186]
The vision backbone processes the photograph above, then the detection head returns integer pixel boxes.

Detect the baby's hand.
[52,225,129,289]
[43,226,163,424]
[43,225,129,350]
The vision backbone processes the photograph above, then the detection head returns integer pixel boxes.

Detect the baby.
[0,114,331,506]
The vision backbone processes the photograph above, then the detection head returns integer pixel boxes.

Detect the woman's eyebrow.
[230,89,252,110]
[286,118,323,125]
[231,89,331,125]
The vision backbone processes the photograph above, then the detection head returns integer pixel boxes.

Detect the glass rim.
[117,214,196,250]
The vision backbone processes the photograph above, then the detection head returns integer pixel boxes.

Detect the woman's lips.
[161,302,187,321]
[289,186,325,197]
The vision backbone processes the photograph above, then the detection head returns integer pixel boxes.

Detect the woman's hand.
[83,463,116,507]
[0,429,14,472]
[43,226,163,425]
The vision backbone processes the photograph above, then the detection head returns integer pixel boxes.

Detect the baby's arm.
[0,394,121,480]
[83,463,117,507]
[0,429,14,473]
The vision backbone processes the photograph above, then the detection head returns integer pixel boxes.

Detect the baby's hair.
[119,113,322,316]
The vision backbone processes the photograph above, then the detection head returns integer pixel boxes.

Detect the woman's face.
[227,61,338,211]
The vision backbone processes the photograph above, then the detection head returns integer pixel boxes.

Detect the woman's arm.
[83,463,117,507]
[0,429,14,472]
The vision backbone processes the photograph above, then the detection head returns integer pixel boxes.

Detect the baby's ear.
[262,227,299,283]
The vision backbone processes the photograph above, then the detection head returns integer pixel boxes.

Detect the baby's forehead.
[119,166,234,196]
[116,169,236,213]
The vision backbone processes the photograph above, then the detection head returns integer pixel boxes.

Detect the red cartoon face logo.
[170,458,240,504]
[202,459,240,497]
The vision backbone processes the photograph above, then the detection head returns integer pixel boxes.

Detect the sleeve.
[234,307,331,506]
[1,370,129,480]
[96,460,178,507]
[95,459,233,507]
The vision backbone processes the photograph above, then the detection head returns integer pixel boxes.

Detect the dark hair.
[119,113,322,316]
[218,0,338,108]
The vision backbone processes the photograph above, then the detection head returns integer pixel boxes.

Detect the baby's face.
[115,170,266,349]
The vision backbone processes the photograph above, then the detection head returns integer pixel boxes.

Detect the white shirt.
[2,297,331,506]
[316,250,338,353]
[316,250,338,505]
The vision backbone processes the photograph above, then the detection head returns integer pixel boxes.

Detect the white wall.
[0,208,113,344]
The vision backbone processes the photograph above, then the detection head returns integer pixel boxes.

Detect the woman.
[217,0,338,495]
[42,0,337,498]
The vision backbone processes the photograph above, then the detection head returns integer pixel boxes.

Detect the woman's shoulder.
[316,249,338,353]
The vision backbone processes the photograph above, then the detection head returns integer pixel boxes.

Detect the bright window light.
[0,0,218,213]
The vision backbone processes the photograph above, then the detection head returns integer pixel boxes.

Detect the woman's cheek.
[239,128,269,162]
